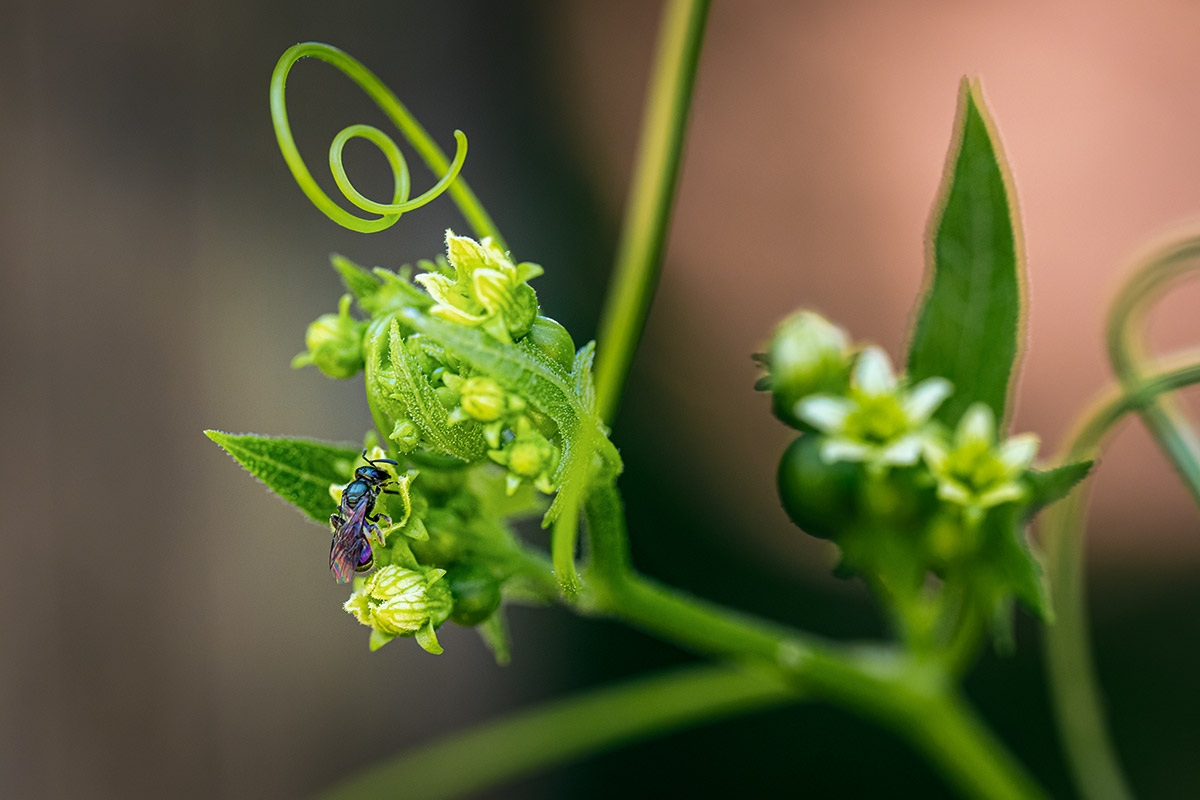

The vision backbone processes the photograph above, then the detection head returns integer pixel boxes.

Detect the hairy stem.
[1043,360,1200,800]
[593,0,711,423]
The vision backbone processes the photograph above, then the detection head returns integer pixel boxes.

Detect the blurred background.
[4,0,1200,797]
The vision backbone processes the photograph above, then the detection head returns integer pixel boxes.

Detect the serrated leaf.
[1023,460,1093,517]
[204,431,358,523]
[908,78,1023,427]
[365,317,486,461]
[331,254,382,301]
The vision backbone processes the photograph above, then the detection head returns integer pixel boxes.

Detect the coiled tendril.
[270,42,501,245]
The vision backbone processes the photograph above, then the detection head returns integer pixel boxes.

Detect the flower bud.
[344,565,453,638]
[777,434,860,539]
[766,311,849,427]
[445,563,502,626]
[389,417,421,453]
[460,377,507,422]
[488,418,559,494]
[527,316,576,371]
[292,294,366,379]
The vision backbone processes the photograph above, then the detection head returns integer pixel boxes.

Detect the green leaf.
[981,506,1051,623]
[331,253,382,301]
[415,621,444,655]
[368,628,396,651]
[365,317,487,461]
[1023,461,1093,517]
[204,431,358,523]
[476,610,512,666]
[907,78,1023,427]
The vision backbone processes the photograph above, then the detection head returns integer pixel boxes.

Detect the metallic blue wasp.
[330,450,400,582]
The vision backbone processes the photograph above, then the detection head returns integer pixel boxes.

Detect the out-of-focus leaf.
[1023,461,1093,517]
[907,78,1023,427]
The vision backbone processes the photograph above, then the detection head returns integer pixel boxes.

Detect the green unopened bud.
[508,436,555,478]
[488,418,559,494]
[460,377,507,422]
[344,565,454,653]
[292,294,366,379]
[527,316,576,371]
[389,417,421,453]
[446,563,503,626]
[766,311,849,427]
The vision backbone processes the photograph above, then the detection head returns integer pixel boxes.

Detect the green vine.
[206,6,1200,799]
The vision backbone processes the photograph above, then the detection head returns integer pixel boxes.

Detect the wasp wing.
[329,502,373,583]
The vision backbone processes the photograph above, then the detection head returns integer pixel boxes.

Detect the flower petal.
[998,433,1040,472]
[937,480,972,505]
[902,377,953,423]
[853,347,897,395]
[978,483,1026,508]
[794,395,853,433]
[878,434,922,466]
[956,403,995,447]
[820,437,872,464]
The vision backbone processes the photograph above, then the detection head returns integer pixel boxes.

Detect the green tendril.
[1106,231,1200,506]
[270,42,505,248]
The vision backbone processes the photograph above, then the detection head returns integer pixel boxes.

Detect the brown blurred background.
[3,1,1200,797]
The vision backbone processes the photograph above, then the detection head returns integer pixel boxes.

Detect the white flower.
[922,402,1039,523]
[794,346,952,471]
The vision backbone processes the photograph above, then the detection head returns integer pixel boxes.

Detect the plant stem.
[581,483,1047,800]
[593,0,711,423]
[319,664,797,800]
[1042,360,1200,800]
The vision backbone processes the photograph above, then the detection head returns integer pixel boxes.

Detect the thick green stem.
[593,0,711,423]
[581,483,1047,800]
[1043,361,1200,800]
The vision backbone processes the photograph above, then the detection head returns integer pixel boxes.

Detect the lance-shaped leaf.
[1023,461,1093,517]
[204,431,359,523]
[908,78,1024,427]
[365,317,487,461]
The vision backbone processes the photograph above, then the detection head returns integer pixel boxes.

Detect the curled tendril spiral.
[270,42,499,243]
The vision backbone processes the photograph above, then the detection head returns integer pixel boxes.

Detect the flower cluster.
[415,231,543,342]
[285,230,612,654]
[762,310,1051,648]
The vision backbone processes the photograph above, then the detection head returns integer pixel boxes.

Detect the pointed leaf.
[204,431,358,523]
[330,253,382,301]
[908,78,1023,427]
[981,506,1051,622]
[1023,460,1093,517]
[476,610,512,666]
[368,628,396,651]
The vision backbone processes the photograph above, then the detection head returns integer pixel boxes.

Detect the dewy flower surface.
[795,346,952,470]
